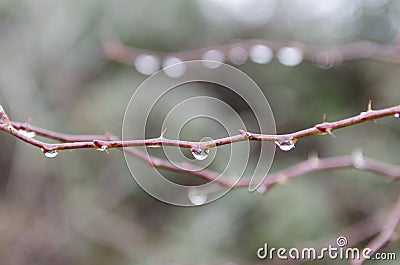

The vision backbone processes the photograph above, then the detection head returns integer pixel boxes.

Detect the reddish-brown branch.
[351,196,400,265]
[1,104,399,189]
[1,104,399,153]
[103,40,400,67]
[244,154,400,193]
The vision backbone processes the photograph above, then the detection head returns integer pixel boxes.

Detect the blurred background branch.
[103,39,400,71]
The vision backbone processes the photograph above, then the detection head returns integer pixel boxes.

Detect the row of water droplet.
[134,44,305,77]
[36,137,297,161]
[189,138,297,163]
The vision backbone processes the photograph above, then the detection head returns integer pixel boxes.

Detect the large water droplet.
[18,129,36,138]
[394,113,400,118]
[188,187,208,205]
[162,56,186,78]
[249,44,273,64]
[191,147,209,160]
[277,47,303,66]
[42,148,59,158]
[134,54,160,75]
[275,138,296,151]
[228,46,248,65]
[202,49,224,69]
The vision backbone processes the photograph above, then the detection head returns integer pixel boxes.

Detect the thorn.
[365,100,377,123]
[367,99,373,112]
[326,128,336,138]
[160,128,167,138]
[0,105,10,125]
[322,113,327,123]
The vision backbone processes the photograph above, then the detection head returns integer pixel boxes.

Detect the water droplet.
[352,149,365,170]
[191,147,209,160]
[18,129,36,138]
[188,187,208,205]
[134,54,160,75]
[275,138,296,151]
[162,56,186,78]
[277,47,303,66]
[249,44,273,64]
[228,46,248,65]
[395,113,400,118]
[42,148,59,158]
[312,51,335,69]
[202,49,224,69]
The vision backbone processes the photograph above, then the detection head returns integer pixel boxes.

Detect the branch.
[1,104,399,190]
[103,39,400,69]
[1,103,399,155]
[246,152,400,193]
[351,196,400,265]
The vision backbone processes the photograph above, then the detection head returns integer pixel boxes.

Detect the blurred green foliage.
[0,0,400,264]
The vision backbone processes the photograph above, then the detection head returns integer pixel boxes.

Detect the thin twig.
[351,196,400,265]
[1,104,399,154]
[246,153,400,193]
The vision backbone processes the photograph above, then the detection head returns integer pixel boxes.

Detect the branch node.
[93,139,109,153]
[239,129,252,139]
[360,99,375,117]
[315,122,336,137]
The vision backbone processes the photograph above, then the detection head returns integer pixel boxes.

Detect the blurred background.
[0,0,400,264]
